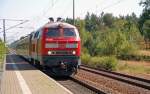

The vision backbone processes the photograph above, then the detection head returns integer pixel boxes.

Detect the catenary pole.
[3,19,6,44]
[73,0,75,25]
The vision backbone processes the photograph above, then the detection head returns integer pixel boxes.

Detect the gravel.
[75,69,150,94]
[56,78,98,94]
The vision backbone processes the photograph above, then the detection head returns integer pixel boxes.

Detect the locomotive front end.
[42,23,81,76]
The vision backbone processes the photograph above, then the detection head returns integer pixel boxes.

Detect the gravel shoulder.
[76,69,150,94]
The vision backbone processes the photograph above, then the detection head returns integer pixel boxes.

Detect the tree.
[85,12,92,31]
[139,0,150,38]
[102,13,114,28]
[95,31,138,56]
[0,38,2,42]
[113,18,128,31]
[65,18,73,25]
[140,0,150,10]
[84,12,103,32]
[143,20,150,39]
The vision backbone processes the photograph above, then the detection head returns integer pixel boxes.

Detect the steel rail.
[80,65,150,90]
[70,77,106,94]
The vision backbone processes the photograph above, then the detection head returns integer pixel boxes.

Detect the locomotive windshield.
[46,28,60,37]
[63,28,76,37]
[46,28,76,37]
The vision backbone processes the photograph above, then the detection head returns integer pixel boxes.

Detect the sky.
[0,0,143,44]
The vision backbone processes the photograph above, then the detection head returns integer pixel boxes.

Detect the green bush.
[0,42,5,61]
[82,55,118,71]
[100,56,118,71]
[95,31,138,56]
[89,57,101,67]
[81,53,91,65]
[0,41,6,71]
[118,54,150,61]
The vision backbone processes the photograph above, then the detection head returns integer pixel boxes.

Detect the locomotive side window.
[34,31,39,38]
[64,28,76,37]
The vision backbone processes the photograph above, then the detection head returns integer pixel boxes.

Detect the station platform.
[0,53,73,94]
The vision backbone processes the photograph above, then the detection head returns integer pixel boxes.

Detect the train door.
[31,32,36,63]
[34,31,40,61]
[29,33,34,62]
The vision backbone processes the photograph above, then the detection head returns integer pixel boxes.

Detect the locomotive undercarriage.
[42,55,80,76]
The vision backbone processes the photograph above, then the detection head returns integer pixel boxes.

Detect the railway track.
[7,53,106,94]
[56,77,104,94]
[80,65,150,90]
[44,71,105,94]
[70,76,106,94]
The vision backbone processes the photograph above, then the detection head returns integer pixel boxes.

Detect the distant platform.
[0,53,72,94]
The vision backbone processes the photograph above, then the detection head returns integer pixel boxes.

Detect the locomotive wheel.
[33,60,41,69]
[30,59,34,65]
[42,65,47,72]
[29,58,33,64]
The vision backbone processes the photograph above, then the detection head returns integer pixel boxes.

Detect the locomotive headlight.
[72,51,76,55]
[48,51,52,55]
[66,43,78,48]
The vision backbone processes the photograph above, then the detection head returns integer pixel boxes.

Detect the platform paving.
[0,54,73,94]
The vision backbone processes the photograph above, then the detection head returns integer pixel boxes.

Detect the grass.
[81,54,118,71]
[138,50,150,56]
[117,60,150,74]
[118,50,150,62]
[0,42,6,71]
[81,52,150,76]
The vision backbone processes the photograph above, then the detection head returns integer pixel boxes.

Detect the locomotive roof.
[44,22,76,28]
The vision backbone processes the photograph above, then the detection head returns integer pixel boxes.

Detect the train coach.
[12,18,81,76]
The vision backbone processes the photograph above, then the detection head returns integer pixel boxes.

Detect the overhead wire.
[29,0,60,30]
[79,0,125,17]
[13,0,60,36]
[0,20,29,33]
[0,0,61,42]
[42,0,60,17]
[0,19,26,21]
[100,0,125,11]
[2,0,126,41]
[57,0,72,18]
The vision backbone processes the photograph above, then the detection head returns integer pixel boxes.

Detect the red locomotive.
[12,18,81,76]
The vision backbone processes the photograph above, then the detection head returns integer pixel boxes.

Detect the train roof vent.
[49,17,54,22]
[57,17,63,22]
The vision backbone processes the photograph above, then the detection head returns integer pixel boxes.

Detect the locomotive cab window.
[46,28,76,37]
[63,28,76,37]
[46,28,60,37]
